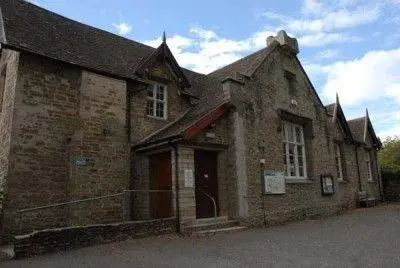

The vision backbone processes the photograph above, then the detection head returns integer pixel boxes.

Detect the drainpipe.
[374,149,383,201]
[171,142,181,233]
[260,161,267,227]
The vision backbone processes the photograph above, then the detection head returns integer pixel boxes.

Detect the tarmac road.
[2,204,400,267]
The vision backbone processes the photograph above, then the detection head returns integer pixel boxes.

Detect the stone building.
[0,0,382,239]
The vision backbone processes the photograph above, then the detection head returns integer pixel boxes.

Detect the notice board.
[264,171,285,194]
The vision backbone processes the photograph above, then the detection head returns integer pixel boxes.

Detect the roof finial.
[366,108,369,118]
[162,31,166,43]
[336,92,340,104]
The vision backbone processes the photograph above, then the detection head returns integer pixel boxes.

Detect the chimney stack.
[266,30,299,55]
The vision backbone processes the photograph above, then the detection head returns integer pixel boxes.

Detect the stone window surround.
[365,149,373,182]
[282,121,307,179]
[284,69,296,96]
[146,83,168,120]
[334,142,344,181]
[278,110,314,184]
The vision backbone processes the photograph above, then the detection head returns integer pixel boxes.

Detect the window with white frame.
[283,122,307,178]
[366,151,373,181]
[146,84,167,119]
[334,143,344,181]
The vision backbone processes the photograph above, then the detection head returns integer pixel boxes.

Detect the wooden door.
[195,150,219,219]
[149,152,172,218]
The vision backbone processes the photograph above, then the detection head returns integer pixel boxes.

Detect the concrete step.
[195,216,228,225]
[194,226,247,236]
[184,220,239,233]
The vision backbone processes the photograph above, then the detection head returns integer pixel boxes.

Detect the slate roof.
[325,103,336,116]
[347,117,366,143]
[0,0,379,148]
[140,73,227,145]
[0,0,158,81]
[208,44,277,79]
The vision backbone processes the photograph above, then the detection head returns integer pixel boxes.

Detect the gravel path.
[2,205,400,268]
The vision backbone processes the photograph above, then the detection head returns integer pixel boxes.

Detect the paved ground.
[2,205,400,268]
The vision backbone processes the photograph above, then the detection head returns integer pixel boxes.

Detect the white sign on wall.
[184,169,194,188]
[264,171,285,194]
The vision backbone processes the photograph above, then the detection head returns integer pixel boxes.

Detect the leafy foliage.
[378,136,400,173]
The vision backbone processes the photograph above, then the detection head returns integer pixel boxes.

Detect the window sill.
[147,115,167,121]
[367,180,375,183]
[285,178,313,184]
[338,179,348,184]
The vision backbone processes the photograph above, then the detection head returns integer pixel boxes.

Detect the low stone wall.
[241,201,356,227]
[13,218,176,259]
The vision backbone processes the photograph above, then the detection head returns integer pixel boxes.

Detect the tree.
[378,136,400,173]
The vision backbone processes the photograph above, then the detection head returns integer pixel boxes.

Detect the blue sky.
[30,0,400,139]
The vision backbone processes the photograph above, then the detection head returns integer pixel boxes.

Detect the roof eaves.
[138,107,193,144]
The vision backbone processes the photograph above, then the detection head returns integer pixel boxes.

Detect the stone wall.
[357,146,381,199]
[2,53,130,236]
[2,53,81,235]
[0,49,20,211]
[177,146,196,227]
[13,218,177,259]
[226,46,361,226]
[190,114,230,145]
[68,71,129,225]
[129,61,192,145]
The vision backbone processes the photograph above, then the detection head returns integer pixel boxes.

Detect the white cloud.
[316,49,340,59]
[321,48,400,105]
[302,0,324,15]
[274,6,380,34]
[142,27,275,74]
[297,32,361,47]
[378,124,400,139]
[112,22,132,36]
[261,1,381,36]
[190,27,218,40]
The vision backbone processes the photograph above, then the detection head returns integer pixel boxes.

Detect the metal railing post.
[197,189,218,230]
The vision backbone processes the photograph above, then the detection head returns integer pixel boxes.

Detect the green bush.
[378,136,400,173]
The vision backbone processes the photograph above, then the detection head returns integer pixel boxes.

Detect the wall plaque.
[321,174,335,195]
[74,156,88,166]
[184,169,194,188]
[264,171,285,194]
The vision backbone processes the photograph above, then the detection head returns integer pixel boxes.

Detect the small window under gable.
[366,150,373,181]
[334,143,344,181]
[284,70,296,95]
[146,83,167,119]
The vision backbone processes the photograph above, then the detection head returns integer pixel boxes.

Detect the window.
[334,143,343,181]
[283,122,307,178]
[366,151,373,181]
[284,70,296,95]
[146,84,167,119]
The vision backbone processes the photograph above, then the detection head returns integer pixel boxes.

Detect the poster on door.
[264,171,285,194]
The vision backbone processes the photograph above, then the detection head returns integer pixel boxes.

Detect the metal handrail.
[14,189,172,213]
[14,189,175,233]
[197,188,218,229]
